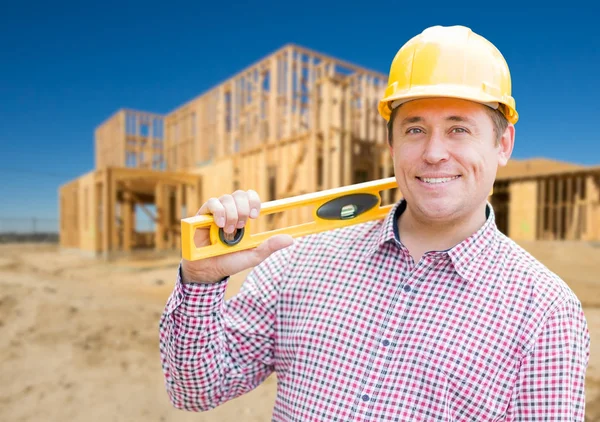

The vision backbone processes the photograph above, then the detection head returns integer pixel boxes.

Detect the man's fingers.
[195,190,262,235]
[232,191,251,229]
[217,194,239,234]
[246,189,261,219]
[198,198,226,227]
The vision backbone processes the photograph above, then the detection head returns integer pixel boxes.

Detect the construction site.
[57,43,600,258]
[2,44,599,422]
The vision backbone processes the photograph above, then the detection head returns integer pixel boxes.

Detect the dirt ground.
[1,240,599,421]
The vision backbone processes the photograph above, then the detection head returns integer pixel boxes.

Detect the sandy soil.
[0,240,599,421]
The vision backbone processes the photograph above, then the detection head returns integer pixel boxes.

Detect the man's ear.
[497,124,515,167]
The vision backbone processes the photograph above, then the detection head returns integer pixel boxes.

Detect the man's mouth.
[416,175,461,184]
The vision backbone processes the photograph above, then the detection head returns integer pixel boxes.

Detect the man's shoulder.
[263,218,384,273]
[492,231,589,354]
[295,218,384,252]
[493,230,581,311]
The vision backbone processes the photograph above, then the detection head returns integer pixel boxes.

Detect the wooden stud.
[585,175,596,240]
[557,176,563,239]
[101,169,112,255]
[123,187,133,252]
[548,177,555,239]
[330,77,342,188]
[576,175,584,239]
[343,78,352,187]
[537,179,546,239]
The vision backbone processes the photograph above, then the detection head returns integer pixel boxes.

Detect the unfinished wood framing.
[493,167,600,241]
[59,167,201,257]
[162,44,396,233]
[95,109,165,170]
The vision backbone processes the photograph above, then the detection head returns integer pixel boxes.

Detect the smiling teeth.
[420,176,459,184]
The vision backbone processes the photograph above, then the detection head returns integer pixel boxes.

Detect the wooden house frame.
[59,44,399,257]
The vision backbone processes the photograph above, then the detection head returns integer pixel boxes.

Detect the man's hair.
[386,103,509,146]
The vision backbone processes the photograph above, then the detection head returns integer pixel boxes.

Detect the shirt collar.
[445,203,498,282]
[366,200,405,256]
[367,199,499,282]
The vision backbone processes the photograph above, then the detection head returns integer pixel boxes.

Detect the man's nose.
[421,132,450,164]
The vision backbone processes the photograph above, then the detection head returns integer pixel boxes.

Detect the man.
[159,25,590,420]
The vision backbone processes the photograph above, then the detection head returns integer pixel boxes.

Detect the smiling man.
[159,26,591,421]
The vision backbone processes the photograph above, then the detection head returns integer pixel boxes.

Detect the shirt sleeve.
[508,296,591,420]
[158,253,289,412]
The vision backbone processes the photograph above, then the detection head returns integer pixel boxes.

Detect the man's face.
[389,97,514,223]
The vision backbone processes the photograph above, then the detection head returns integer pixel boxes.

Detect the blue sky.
[1,2,598,231]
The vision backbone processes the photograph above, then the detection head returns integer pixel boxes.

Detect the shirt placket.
[353,253,433,418]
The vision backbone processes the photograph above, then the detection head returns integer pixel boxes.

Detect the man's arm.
[158,249,289,412]
[508,296,590,420]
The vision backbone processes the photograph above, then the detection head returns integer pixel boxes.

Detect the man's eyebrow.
[400,116,423,126]
[446,115,477,125]
[399,115,478,126]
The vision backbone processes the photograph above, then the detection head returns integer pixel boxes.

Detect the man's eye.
[406,128,423,134]
[451,127,468,133]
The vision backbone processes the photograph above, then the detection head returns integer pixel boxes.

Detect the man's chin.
[408,198,461,221]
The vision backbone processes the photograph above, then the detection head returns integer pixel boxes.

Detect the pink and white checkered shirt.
[159,200,590,421]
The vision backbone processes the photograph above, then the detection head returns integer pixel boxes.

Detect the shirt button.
[382,339,390,346]
[403,284,411,293]
[362,394,370,402]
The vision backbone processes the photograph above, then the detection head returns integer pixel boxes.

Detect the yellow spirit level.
[180,177,400,261]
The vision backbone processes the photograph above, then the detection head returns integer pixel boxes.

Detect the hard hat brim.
[378,84,518,125]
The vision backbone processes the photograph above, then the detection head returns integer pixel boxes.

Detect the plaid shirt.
[159,200,590,421]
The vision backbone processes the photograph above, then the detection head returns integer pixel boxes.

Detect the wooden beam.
[585,174,598,240]
[123,189,133,252]
[557,176,563,239]
[308,54,317,194]
[322,73,332,190]
[155,182,165,250]
[537,179,546,239]
[101,169,112,255]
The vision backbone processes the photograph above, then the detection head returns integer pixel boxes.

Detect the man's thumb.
[251,234,294,263]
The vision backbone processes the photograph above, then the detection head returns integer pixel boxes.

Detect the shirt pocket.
[422,338,519,419]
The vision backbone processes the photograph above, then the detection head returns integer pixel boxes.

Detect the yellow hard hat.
[378,25,518,125]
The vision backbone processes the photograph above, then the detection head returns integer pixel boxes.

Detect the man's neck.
[397,202,488,262]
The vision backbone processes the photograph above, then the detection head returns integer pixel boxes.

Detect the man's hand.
[181,189,294,284]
